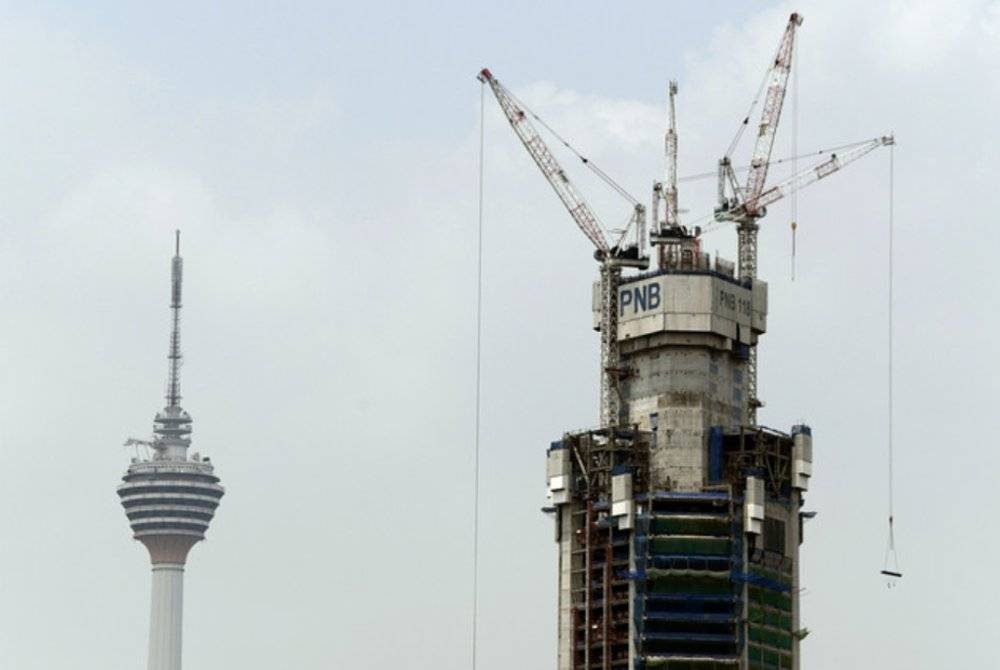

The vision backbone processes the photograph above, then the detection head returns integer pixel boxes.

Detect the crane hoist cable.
[471,78,486,668]
[724,43,777,159]
[882,140,902,586]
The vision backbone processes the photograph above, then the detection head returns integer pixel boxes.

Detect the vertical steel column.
[738,221,760,426]
[600,263,622,428]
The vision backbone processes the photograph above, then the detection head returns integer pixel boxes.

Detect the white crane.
[479,68,649,428]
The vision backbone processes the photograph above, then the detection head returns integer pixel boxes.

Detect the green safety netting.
[748,565,792,587]
[748,586,792,611]
[747,646,793,669]
[748,606,792,630]
[645,658,739,670]
[650,516,730,536]
[748,625,793,651]
[647,569,732,595]
[650,536,732,556]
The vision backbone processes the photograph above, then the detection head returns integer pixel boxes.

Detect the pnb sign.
[619,282,662,315]
[596,273,768,343]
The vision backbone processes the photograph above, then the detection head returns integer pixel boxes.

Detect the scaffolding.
[559,428,651,670]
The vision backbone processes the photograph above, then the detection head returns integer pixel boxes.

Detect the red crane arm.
[744,12,803,215]
[479,68,611,255]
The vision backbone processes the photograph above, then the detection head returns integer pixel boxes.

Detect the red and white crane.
[478,68,649,428]
[714,12,893,424]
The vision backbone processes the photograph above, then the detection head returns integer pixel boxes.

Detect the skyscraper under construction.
[481,12,891,670]
[545,232,813,669]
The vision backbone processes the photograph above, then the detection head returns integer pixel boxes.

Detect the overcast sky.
[0,1,996,668]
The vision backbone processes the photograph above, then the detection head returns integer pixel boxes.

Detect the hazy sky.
[0,1,997,668]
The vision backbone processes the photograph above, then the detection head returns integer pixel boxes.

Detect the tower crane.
[714,12,893,424]
[664,80,679,233]
[478,68,649,429]
[650,81,687,269]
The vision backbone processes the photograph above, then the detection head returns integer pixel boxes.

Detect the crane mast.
[664,80,679,231]
[479,68,648,428]
[651,81,688,270]
[715,13,802,425]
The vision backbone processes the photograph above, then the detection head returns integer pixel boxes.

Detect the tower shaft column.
[148,563,185,670]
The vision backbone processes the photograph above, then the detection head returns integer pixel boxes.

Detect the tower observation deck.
[118,232,224,670]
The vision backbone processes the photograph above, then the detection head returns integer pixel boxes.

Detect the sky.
[0,1,997,668]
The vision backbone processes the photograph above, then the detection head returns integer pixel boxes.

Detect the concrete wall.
[623,347,746,490]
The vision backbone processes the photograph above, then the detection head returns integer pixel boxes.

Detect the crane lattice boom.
[479,68,610,255]
[664,80,680,229]
[480,67,650,428]
[744,12,803,215]
[714,12,895,427]
[481,41,890,433]
[745,136,894,213]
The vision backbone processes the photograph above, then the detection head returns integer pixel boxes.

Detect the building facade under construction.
[545,236,812,670]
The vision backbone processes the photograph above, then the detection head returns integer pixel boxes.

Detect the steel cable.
[472,79,485,665]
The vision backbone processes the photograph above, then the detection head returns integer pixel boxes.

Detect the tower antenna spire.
[167,230,183,408]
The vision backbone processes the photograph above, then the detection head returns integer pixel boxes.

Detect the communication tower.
[117,232,224,670]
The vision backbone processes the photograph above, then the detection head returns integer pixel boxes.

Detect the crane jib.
[481,67,620,255]
[815,157,841,179]
[740,137,891,216]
